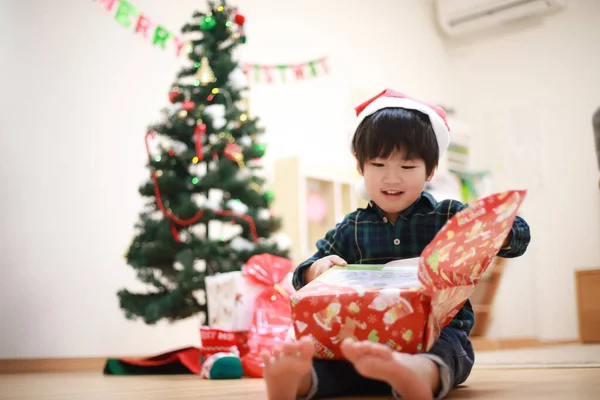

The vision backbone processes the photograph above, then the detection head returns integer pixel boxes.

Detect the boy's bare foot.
[341,339,439,400]
[261,336,315,400]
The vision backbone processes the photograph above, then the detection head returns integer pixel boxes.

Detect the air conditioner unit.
[435,0,567,37]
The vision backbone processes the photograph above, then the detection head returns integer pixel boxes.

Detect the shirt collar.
[368,191,437,221]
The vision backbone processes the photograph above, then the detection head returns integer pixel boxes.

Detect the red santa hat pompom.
[353,89,451,201]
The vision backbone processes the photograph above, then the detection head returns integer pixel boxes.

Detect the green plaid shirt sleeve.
[292,214,357,290]
[497,215,531,258]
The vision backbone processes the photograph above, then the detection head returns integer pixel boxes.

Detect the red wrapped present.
[199,326,249,358]
[291,190,526,359]
[239,253,296,378]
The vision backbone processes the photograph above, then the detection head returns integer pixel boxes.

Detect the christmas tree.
[119,0,289,325]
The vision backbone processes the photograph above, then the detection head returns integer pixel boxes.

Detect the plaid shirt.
[292,191,531,335]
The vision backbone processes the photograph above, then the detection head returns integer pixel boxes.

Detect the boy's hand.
[304,255,347,284]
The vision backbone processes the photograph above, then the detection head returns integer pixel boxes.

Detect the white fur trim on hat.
[355,97,450,155]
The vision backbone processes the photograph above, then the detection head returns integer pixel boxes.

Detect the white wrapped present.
[205,271,294,331]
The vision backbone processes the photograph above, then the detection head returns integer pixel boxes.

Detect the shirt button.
[383,217,388,223]
[393,239,400,245]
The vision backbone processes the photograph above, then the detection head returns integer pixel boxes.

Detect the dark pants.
[307,327,475,399]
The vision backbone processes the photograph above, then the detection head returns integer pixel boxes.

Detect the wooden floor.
[0,368,599,399]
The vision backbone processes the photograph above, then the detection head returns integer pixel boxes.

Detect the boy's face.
[357,150,433,223]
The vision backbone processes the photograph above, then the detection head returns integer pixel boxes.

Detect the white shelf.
[272,156,368,266]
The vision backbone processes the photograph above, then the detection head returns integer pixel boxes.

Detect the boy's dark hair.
[351,108,439,177]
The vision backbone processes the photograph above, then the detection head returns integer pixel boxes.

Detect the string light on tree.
[183,41,194,56]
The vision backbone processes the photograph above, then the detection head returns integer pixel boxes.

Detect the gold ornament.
[196,56,216,86]
[178,110,188,119]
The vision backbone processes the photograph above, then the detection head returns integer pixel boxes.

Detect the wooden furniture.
[576,269,600,343]
[469,258,506,337]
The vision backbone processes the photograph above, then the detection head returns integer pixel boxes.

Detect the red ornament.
[168,149,175,156]
[194,123,207,135]
[169,91,181,103]
[224,143,243,162]
[194,123,207,161]
[181,100,195,111]
[234,13,245,25]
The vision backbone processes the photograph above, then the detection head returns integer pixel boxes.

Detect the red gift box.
[199,326,249,358]
[291,190,526,359]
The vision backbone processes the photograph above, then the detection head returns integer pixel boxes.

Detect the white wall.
[444,0,600,341]
[0,0,452,358]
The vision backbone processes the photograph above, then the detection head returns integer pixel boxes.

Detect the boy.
[261,89,531,400]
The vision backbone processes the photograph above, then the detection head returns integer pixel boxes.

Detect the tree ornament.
[169,90,181,103]
[195,122,207,135]
[265,191,275,203]
[200,14,217,31]
[224,143,243,163]
[196,56,217,86]
[253,143,266,157]
[195,122,207,161]
[177,110,188,119]
[234,13,245,26]
[182,100,196,111]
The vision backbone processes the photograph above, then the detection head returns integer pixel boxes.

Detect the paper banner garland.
[242,58,329,84]
[92,0,329,83]
[93,0,188,57]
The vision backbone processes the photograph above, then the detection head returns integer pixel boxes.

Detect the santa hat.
[353,89,451,201]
